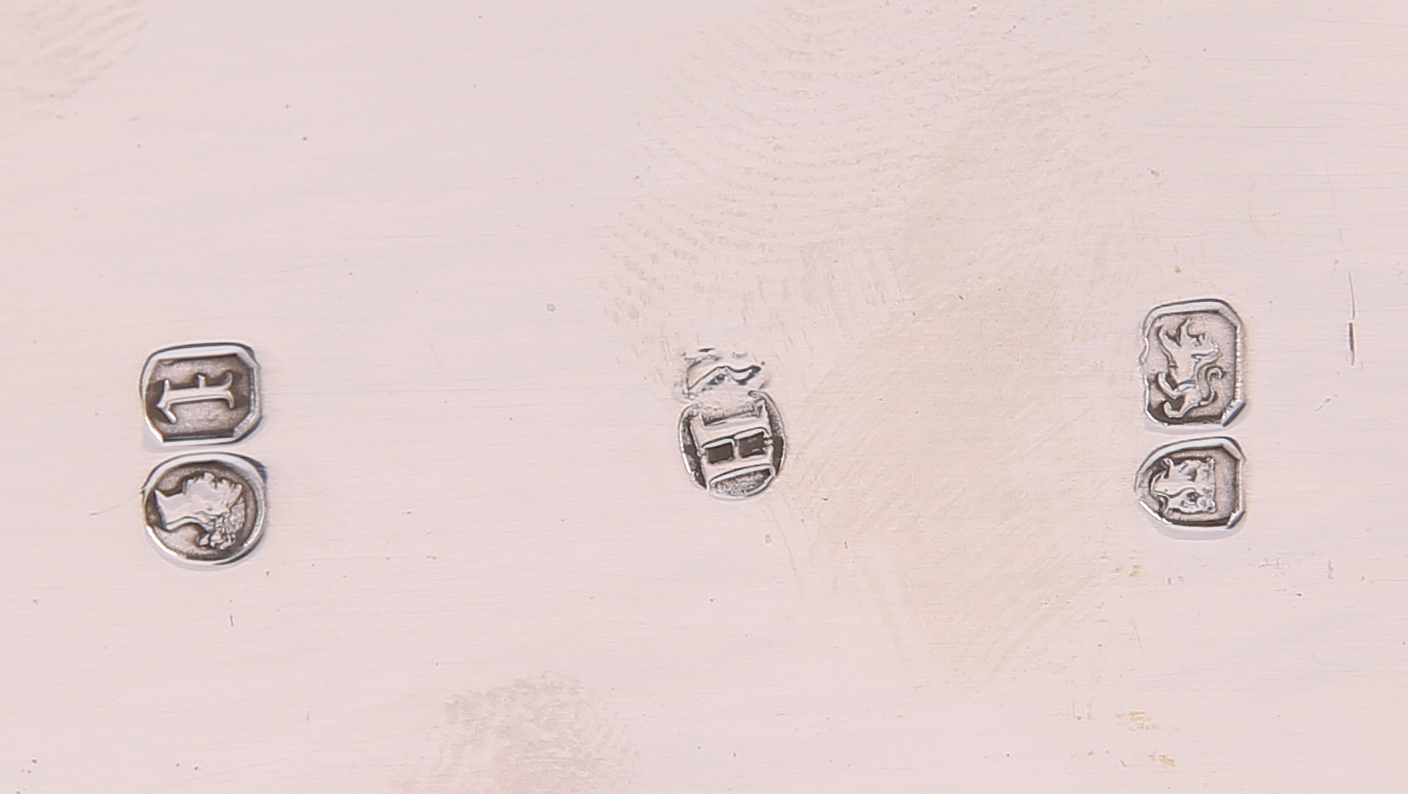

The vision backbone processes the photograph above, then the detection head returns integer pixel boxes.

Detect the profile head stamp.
[1136,437,1244,535]
[141,343,261,445]
[1141,300,1244,427]
[677,349,785,500]
[142,453,267,565]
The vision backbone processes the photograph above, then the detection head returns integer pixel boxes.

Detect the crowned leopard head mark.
[1149,456,1216,516]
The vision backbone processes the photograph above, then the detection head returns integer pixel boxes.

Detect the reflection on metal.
[677,349,785,500]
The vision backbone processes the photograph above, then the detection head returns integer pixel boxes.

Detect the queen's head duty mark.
[142,453,267,565]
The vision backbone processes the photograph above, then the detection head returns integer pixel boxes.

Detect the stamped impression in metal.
[141,343,261,445]
[678,350,785,500]
[1141,299,1244,427]
[1136,437,1244,533]
[142,453,267,565]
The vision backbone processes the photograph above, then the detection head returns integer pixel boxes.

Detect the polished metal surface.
[3,2,1407,791]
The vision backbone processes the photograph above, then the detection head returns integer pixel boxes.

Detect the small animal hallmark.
[141,343,261,444]
[677,349,785,500]
[1136,437,1244,533]
[142,453,267,565]
[1141,299,1244,427]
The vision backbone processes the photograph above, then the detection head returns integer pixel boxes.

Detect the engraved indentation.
[1141,300,1244,427]
[1149,456,1217,517]
[1136,438,1244,532]
[154,471,246,551]
[142,453,266,565]
[1153,321,1223,419]
[678,350,785,500]
[140,343,260,445]
[155,371,236,422]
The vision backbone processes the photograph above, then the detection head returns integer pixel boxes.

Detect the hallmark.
[142,453,267,564]
[141,343,260,444]
[678,350,785,500]
[1141,299,1244,426]
[1135,437,1244,532]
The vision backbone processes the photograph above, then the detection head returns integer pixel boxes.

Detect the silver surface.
[3,2,1408,791]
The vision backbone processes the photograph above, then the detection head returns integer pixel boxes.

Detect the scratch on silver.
[1141,299,1244,426]
[1136,437,1244,535]
[142,453,267,565]
[677,349,785,500]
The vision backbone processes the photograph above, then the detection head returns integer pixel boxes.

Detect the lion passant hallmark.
[1141,299,1244,427]
[1137,299,1247,537]
[677,349,785,500]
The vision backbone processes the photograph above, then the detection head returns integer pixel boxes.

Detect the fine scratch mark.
[90,493,138,516]
[1347,271,1357,365]
[426,339,444,373]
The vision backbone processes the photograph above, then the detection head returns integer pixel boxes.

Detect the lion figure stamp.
[143,453,267,564]
[141,343,261,445]
[1141,299,1244,426]
[678,349,785,500]
[1136,438,1244,532]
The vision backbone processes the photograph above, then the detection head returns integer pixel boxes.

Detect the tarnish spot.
[0,1,143,126]
[1117,711,1159,731]
[603,0,1146,677]
[408,673,636,794]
